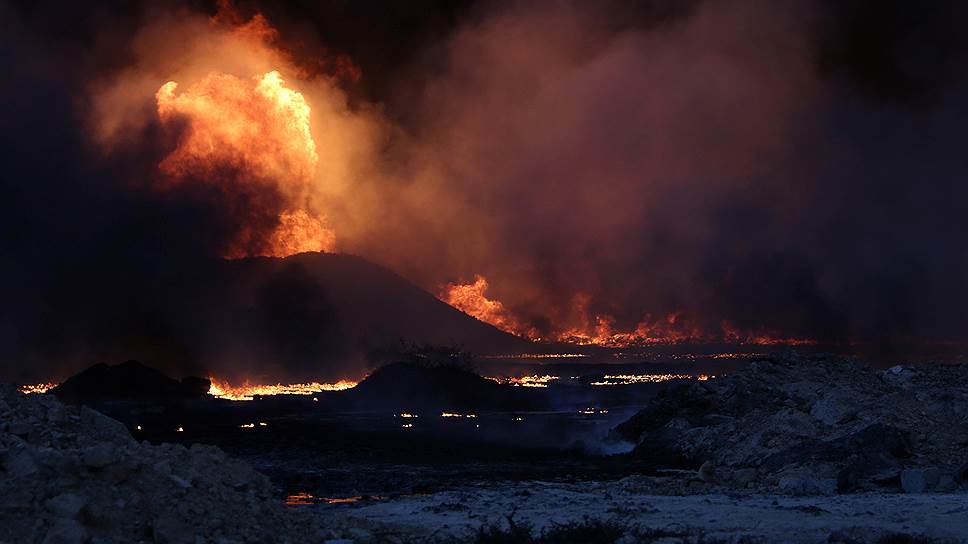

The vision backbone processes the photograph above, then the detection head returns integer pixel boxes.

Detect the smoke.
[2,0,968,381]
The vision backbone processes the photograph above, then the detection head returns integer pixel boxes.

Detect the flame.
[156,70,335,258]
[439,274,817,347]
[439,276,539,339]
[208,377,357,400]
[589,373,714,386]
[488,374,559,388]
[18,383,58,395]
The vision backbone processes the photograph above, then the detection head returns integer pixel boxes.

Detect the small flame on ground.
[208,378,357,401]
[589,374,714,386]
[18,383,58,395]
[488,375,560,388]
[440,412,477,418]
[285,493,383,506]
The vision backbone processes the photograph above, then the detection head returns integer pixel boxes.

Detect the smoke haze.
[2,0,968,381]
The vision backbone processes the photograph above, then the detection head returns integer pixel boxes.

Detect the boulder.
[901,468,941,493]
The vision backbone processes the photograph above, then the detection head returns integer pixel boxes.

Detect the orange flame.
[156,69,335,258]
[207,377,356,401]
[439,276,539,339]
[439,274,817,347]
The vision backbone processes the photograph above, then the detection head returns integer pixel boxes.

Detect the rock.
[42,519,86,544]
[901,468,941,493]
[809,395,853,426]
[81,444,117,468]
[154,514,197,544]
[779,476,837,496]
[5,449,39,477]
[697,461,716,482]
[731,468,758,486]
[46,492,86,518]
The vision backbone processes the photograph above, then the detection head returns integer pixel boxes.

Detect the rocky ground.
[615,354,968,496]
[0,384,342,543]
[5,354,968,543]
[313,479,968,542]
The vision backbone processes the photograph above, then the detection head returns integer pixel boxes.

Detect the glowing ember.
[18,383,58,395]
[285,493,381,506]
[590,374,714,386]
[489,375,560,388]
[397,413,418,418]
[440,412,477,418]
[578,408,609,414]
[401,423,413,429]
[208,378,357,401]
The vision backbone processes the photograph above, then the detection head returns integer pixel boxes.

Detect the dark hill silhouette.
[16,252,533,383]
[52,361,210,404]
[336,361,547,412]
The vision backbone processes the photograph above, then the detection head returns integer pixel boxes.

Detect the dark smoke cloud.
[2,0,968,382]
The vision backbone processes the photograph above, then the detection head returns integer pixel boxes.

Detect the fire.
[489,375,560,388]
[156,70,335,258]
[439,275,818,348]
[208,378,357,401]
[439,276,538,339]
[590,374,714,386]
[440,412,477,418]
[18,383,58,395]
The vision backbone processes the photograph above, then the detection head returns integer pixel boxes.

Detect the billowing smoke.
[2,0,968,382]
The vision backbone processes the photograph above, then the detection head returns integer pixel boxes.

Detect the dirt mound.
[51,361,210,405]
[341,361,544,412]
[614,354,968,494]
[0,384,333,543]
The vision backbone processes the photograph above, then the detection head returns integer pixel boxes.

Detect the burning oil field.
[5,0,968,542]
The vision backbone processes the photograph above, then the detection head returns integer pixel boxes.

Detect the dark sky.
[2,0,968,381]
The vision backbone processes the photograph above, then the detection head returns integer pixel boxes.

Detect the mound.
[340,362,545,412]
[51,361,209,404]
[0,385,339,543]
[5,252,534,383]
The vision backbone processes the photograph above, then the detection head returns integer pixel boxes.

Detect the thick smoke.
[2,0,968,382]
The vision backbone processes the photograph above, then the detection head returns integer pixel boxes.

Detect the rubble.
[0,384,332,543]
[614,354,968,495]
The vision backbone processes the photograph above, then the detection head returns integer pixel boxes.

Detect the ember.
[18,383,58,395]
[589,374,714,386]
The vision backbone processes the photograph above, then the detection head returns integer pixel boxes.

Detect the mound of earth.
[614,353,968,495]
[51,361,210,405]
[0,384,350,543]
[340,362,545,412]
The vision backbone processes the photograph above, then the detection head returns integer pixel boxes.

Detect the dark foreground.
[4,354,968,542]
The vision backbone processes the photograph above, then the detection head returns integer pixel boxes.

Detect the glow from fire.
[18,383,58,395]
[208,378,357,400]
